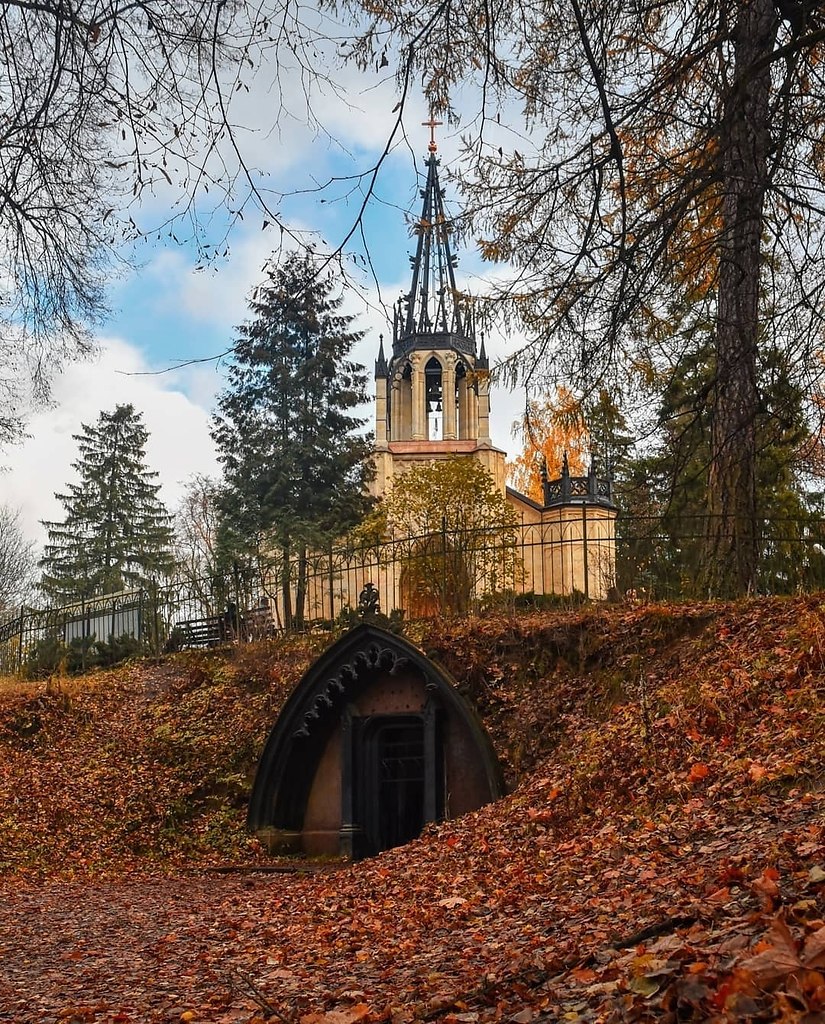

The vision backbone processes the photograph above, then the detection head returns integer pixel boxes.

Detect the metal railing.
[2,512,824,674]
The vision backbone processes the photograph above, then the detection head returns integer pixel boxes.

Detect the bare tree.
[0,505,36,612]
[173,474,223,610]
[0,0,340,445]
[335,0,825,595]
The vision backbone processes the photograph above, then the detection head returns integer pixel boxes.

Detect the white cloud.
[0,85,533,561]
[125,36,424,237]
[1,337,219,551]
[146,227,279,331]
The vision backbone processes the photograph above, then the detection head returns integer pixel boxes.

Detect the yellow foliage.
[620,132,722,300]
[361,458,521,614]
[508,388,589,502]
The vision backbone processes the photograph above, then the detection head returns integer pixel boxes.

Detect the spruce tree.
[40,405,176,603]
[212,252,374,628]
[618,337,816,597]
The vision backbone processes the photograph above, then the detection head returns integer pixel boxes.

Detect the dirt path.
[0,874,285,1023]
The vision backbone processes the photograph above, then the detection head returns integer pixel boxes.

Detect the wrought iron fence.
[614,512,825,599]
[2,512,824,675]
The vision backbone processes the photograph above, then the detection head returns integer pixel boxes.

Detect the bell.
[435,400,442,412]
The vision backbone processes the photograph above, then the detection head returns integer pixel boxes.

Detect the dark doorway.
[355,714,441,857]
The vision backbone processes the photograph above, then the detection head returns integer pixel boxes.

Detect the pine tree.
[212,252,374,629]
[40,405,176,603]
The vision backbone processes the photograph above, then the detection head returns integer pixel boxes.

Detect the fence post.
[582,504,589,600]
[17,604,25,672]
[81,596,87,673]
[232,561,242,640]
[151,582,161,658]
[328,541,335,624]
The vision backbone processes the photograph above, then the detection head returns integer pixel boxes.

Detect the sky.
[0,49,529,553]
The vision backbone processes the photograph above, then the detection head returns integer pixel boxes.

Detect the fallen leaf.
[628,975,661,997]
[802,925,825,969]
[438,896,467,909]
[739,917,802,987]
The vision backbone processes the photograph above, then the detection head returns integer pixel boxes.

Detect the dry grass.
[0,670,112,699]
[0,673,36,695]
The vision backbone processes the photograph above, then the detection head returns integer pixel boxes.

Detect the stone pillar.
[442,353,457,440]
[477,370,491,443]
[391,376,401,440]
[375,375,388,445]
[468,384,479,440]
[457,375,469,439]
[339,707,358,859]
[411,353,426,440]
[400,375,412,439]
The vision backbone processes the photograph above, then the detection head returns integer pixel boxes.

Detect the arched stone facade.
[248,625,504,859]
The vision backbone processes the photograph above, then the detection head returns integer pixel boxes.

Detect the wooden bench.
[168,615,228,649]
[246,605,275,640]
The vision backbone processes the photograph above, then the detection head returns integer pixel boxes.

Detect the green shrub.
[25,631,143,677]
[25,633,66,678]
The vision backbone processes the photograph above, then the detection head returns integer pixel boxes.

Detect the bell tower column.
[442,352,458,440]
[411,352,426,440]
[466,378,479,439]
[477,370,491,444]
[375,378,388,445]
[391,375,401,440]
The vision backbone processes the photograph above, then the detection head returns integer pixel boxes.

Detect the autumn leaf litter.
[0,598,823,1023]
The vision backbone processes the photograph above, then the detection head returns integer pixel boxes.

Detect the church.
[367,129,617,604]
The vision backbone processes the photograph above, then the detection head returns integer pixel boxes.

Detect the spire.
[392,122,475,355]
[477,333,489,370]
[375,333,388,376]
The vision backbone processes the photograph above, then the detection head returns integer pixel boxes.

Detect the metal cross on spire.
[422,116,442,153]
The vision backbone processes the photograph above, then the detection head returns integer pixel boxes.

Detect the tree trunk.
[704,0,775,597]
[281,542,293,631]
[295,544,308,630]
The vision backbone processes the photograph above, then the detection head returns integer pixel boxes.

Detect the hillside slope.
[0,598,823,1022]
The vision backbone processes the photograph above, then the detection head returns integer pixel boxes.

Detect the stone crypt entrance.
[247,625,501,859]
[353,712,443,857]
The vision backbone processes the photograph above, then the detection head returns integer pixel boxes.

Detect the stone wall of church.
[506,490,617,601]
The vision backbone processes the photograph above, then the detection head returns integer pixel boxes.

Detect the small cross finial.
[422,115,443,152]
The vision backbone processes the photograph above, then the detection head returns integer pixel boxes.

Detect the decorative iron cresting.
[542,453,615,509]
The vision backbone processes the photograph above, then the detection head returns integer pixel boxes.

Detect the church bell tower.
[371,123,506,498]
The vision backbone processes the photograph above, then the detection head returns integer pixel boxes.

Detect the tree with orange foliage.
[508,389,589,502]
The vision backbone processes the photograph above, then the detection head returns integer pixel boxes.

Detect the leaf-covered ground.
[0,598,823,1023]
